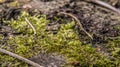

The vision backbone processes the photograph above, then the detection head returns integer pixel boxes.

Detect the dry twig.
[87,0,120,14]
[59,12,93,39]
[25,17,37,35]
[0,48,44,67]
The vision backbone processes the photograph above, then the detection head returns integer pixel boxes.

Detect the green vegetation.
[0,11,120,67]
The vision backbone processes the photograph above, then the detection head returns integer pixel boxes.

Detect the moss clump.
[0,11,120,66]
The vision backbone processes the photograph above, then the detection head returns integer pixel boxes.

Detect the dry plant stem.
[25,17,37,35]
[0,48,44,67]
[60,12,93,39]
[90,0,120,14]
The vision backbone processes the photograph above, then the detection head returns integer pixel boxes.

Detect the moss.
[7,1,20,7]
[0,11,120,66]
[0,34,4,44]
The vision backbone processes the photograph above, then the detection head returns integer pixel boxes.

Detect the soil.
[0,0,120,66]
[29,53,65,67]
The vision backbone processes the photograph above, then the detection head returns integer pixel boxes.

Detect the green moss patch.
[0,11,120,67]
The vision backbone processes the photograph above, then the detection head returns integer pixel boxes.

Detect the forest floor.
[0,0,120,67]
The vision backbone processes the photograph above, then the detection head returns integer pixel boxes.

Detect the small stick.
[88,0,120,14]
[25,17,37,35]
[59,12,93,39]
[0,48,44,67]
